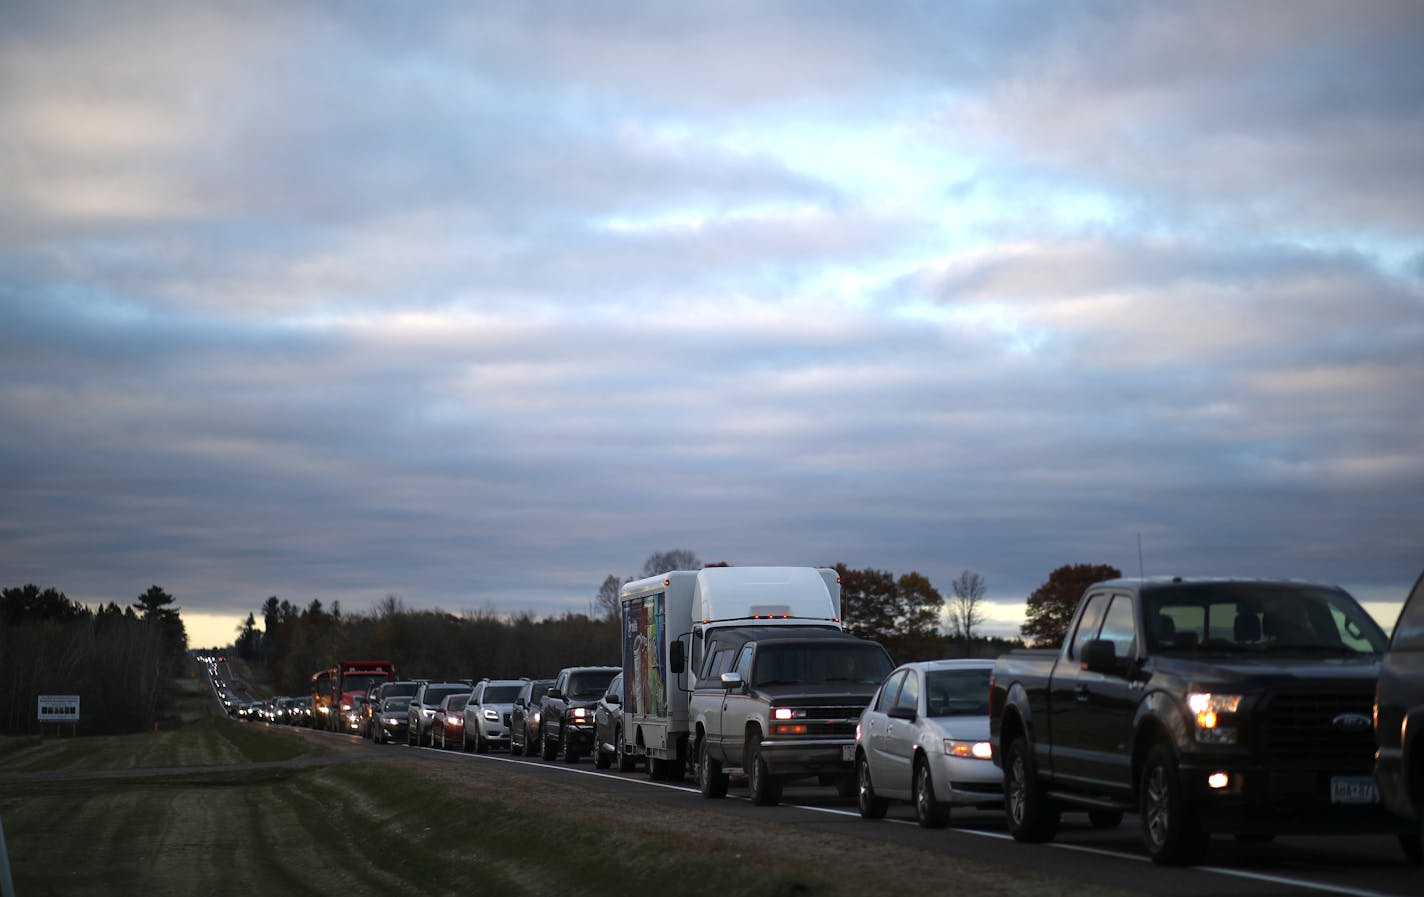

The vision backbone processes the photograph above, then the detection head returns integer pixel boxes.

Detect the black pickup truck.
[989,576,1402,865]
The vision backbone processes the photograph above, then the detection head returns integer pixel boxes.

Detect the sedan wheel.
[856,754,888,819]
[914,759,950,829]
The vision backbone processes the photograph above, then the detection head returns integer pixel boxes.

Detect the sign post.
[37,694,80,737]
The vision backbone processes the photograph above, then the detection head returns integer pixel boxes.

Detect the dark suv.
[510,678,554,756]
[1376,568,1424,864]
[539,666,620,763]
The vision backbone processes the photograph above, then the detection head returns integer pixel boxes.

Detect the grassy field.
[0,715,849,897]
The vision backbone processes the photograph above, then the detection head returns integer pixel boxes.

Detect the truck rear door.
[1047,592,1108,783]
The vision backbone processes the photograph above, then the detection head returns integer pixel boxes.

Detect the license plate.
[1330,776,1379,805]
[841,744,854,762]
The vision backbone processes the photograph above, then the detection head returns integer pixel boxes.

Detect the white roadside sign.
[37,694,80,723]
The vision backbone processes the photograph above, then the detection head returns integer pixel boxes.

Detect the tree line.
[0,584,188,735]
[0,558,1116,734]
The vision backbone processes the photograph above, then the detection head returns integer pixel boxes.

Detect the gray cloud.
[2,2,1421,644]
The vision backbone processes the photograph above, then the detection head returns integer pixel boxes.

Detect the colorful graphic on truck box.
[623,591,666,718]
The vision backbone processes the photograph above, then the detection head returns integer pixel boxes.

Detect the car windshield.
[343,674,387,695]
[1146,583,1387,655]
[383,697,411,711]
[924,668,991,717]
[568,671,617,699]
[752,643,893,687]
[425,685,469,704]
[483,685,522,703]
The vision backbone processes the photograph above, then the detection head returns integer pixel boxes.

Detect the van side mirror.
[1081,639,1118,674]
[670,639,685,674]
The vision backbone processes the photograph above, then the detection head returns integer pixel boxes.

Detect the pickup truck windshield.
[568,671,618,699]
[752,643,893,687]
[1144,583,1387,655]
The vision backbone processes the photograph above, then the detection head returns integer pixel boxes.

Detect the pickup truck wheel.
[561,727,579,763]
[540,723,557,761]
[856,754,888,819]
[1140,744,1207,866]
[1397,831,1422,865]
[914,758,951,829]
[698,739,729,799]
[1089,809,1123,829]
[1004,736,1059,842]
[747,740,782,806]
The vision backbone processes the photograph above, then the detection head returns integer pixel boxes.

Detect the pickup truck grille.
[1262,689,1375,771]
[777,704,865,739]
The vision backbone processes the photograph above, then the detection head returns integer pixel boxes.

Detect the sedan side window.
[894,671,920,714]
[875,671,907,713]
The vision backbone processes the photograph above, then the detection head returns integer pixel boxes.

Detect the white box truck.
[618,566,843,780]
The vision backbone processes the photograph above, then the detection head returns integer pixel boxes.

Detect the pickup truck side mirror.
[719,672,744,691]
[1081,638,1118,674]
[546,688,563,700]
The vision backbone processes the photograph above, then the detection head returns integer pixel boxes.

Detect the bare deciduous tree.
[948,569,987,640]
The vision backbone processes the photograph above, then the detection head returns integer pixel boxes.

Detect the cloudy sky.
[3,1,1421,648]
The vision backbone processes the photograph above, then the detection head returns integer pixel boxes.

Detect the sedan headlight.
[944,740,993,760]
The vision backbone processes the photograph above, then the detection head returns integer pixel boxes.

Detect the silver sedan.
[854,659,1001,827]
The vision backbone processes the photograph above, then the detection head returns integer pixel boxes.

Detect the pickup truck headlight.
[1187,692,1242,743]
[944,739,993,760]
[569,708,588,720]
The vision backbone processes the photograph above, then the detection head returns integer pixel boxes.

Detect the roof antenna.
[1137,532,1146,579]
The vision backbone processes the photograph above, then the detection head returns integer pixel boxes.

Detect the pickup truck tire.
[698,739,729,799]
[747,740,783,806]
[856,754,888,819]
[1399,831,1423,865]
[1004,736,1059,842]
[1140,744,1207,866]
[540,722,557,761]
[914,759,950,829]
[561,727,579,763]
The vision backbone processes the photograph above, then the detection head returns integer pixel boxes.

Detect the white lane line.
[421,746,1409,897]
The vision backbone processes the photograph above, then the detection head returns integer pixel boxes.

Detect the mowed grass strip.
[0,717,320,773]
[1,761,846,897]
